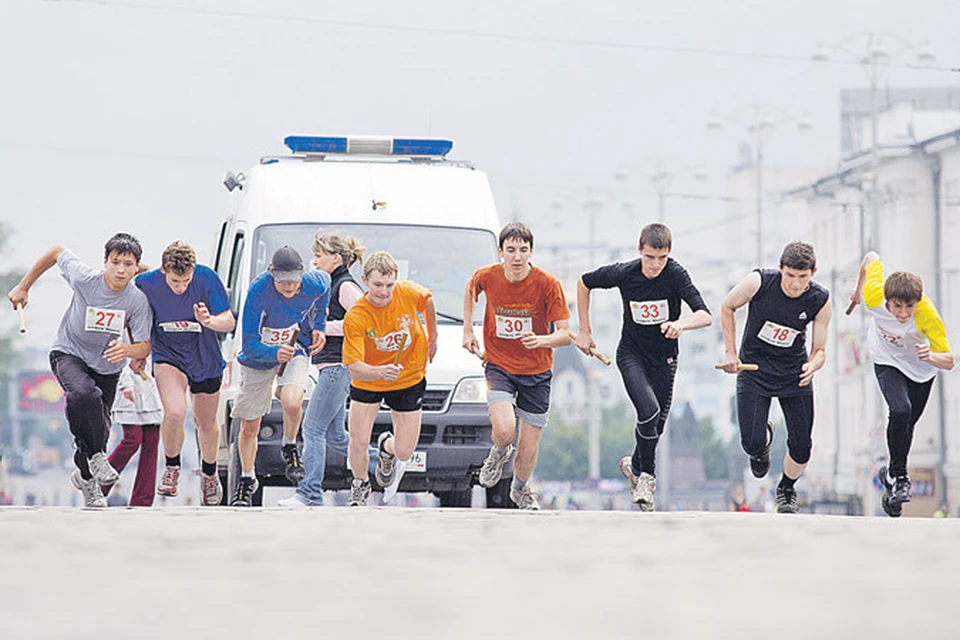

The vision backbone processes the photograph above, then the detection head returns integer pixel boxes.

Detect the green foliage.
[536,411,589,481]
[698,417,730,480]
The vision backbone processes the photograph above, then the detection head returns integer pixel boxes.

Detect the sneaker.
[87,452,120,486]
[634,472,656,512]
[230,476,259,507]
[347,478,371,506]
[750,421,774,479]
[878,466,905,518]
[156,465,181,497]
[277,493,311,508]
[478,444,514,488]
[382,459,408,504]
[509,483,540,510]
[775,485,798,513]
[281,443,305,484]
[375,432,396,487]
[619,456,639,496]
[71,469,107,509]
[201,472,223,506]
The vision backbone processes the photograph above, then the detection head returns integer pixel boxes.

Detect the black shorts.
[154,361,222,395]
[350,377,426,413]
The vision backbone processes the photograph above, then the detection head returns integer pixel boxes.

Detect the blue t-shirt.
[238,270,331,370]
[135,265,231,381]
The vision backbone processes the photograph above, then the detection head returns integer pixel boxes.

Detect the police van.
[210,135,510,507]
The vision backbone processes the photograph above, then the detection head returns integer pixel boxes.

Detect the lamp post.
[707,105,812,266]
[615,158,707,226]
[812,31,935,251]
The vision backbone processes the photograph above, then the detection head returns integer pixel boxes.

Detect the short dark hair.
[779,241,816,271]
[499,222,534,250]
[104,233,142,263]
[639,223,672,250]
[885,271,923,304]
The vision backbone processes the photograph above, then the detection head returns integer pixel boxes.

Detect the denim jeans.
[297,365,378,505]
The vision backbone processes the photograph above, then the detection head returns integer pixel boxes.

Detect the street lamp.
[812,31,935,252]
[614,158,707,225]
[707,104,813,266]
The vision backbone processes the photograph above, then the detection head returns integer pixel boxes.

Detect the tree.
[698,417,730,480]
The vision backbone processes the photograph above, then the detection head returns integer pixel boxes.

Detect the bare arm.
[519,319,573,350]
[194,304,236,333]
[462,277,480,353]
[799,299,833,386]
[8,245,66,308]
[348,361,402,383]
[719,272,762,373]
[425,297,438,362]
[661,309,713,339]
[917,345,955,370]
[574,278,596,354]
[850,251,880,306]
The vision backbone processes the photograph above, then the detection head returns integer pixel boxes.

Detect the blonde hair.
[312,231,365,268]
[363,251,398,278]
[161,241,197,275]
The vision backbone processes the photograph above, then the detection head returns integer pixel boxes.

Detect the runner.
[7,233,152,509]
[575,222,712,511]
[719,241,833,514]
[135,241,235,505]
[463,222,571,510]
[278,231,367,507]
[849,251,954,517]
[231,246,329,506]
[342,251,437,506]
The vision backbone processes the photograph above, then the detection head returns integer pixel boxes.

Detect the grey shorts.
[232,355,310,420]
[485,362,552,428]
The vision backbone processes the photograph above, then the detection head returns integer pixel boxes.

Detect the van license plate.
[407,451,427,472]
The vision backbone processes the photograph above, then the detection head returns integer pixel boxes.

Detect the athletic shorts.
[350,378,427,413]
[484,362,552,428]
[153,361,222,395]
[232,355,310,420]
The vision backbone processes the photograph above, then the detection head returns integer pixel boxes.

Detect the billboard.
[19,372,65,413]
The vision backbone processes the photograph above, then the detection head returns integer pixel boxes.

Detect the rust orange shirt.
[343,280,432,392]
[471,264,569,375]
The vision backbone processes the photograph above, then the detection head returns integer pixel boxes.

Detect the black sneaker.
[877,466,902,518]
[281,443,305,484]
[775,485,798,513]
[230,476,259,507]
[750,421,774,479]
[893,475,912,504]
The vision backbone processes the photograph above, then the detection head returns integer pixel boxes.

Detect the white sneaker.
[277,493,310,508]
[510,483,540,510]
[382,459,408,503]
[478,444,514,488]
[634,472,656,512]
[71,469,107,509]
[87,452,120,486]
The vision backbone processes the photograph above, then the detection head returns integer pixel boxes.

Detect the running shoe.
[775,485,799,514]
[281,443,305,484]
[87,452,120,486]
[478,444,514,488]
[347,478,371,506]
[375,431,396,487]
[71,469,107,509]
[509,483,540,510]
[230,476,259,507]
[382,459,408,504]
[277,493,311,508]
[634,472,657,512]
[750,421,774,479]
[156,465,181,497]
[200,471,223,506]
[619,456,639,496]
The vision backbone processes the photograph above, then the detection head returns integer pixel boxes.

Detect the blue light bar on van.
[283,135,453,157]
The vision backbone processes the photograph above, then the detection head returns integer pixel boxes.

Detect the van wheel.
[485,477,516,509]
[437,489,473,508]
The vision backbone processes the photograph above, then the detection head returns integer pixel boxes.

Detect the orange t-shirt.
[471,264,569,375]
[342,280,432,392]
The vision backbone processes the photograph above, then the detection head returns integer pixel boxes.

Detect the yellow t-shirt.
[342,280,432,392]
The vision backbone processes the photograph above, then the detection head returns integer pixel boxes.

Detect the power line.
[42,0,960,73]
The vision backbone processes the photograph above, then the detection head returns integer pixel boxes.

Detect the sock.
[241,471,255,479]
[282,436,296,447]
[201,460,217,476]
[166,455,181,468]
[779,474,797,491]
[496,444,511,455]
[511,476,527,491]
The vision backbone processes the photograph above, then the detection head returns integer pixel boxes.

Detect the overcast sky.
[2,0,959,346]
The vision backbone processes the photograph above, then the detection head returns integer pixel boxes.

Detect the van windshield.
[252,223,499,324]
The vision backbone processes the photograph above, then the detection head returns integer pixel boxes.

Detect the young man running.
[342,251,437,506]
[464,222,571,510]
[576,222,712,511]
[8,234,152,509]
[135,241,235,505]
[850,251,954,517]
[231,246,329,506]
[719,241,833,514]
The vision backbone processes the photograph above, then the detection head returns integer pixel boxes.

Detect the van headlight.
[451,376,487,403]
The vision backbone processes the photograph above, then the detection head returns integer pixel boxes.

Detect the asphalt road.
[1,507,957,639]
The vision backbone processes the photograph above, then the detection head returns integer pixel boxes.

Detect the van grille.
[372,424,436,445]
[422,389,450,412]
[442,425,481,445]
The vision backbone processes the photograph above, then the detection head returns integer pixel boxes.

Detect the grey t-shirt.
[52,250,152,375]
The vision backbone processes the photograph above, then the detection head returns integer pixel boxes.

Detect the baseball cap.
[270,246,304,283]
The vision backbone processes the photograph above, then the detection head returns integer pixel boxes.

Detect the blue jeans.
[296,365,377,505]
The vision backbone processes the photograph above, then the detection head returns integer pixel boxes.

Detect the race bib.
[375,329,410,352]
[876,327,905,348]
[758,321,800,348]
[261,324,299,347]
[630,299,668,325]
[495,315,533,339]
[160,321,202,333]
[85,306,125,335]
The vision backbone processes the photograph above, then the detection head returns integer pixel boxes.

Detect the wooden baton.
[125,325,149,380]
[568,332,612,366]
[714,363,759,372]
[16,302,25,334]
[393,333,408,366]
[277,327,301,377]
[845,301,857,316]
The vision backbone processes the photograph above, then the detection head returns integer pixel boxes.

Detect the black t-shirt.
[581,257,710,365]
[738,268,830,396]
